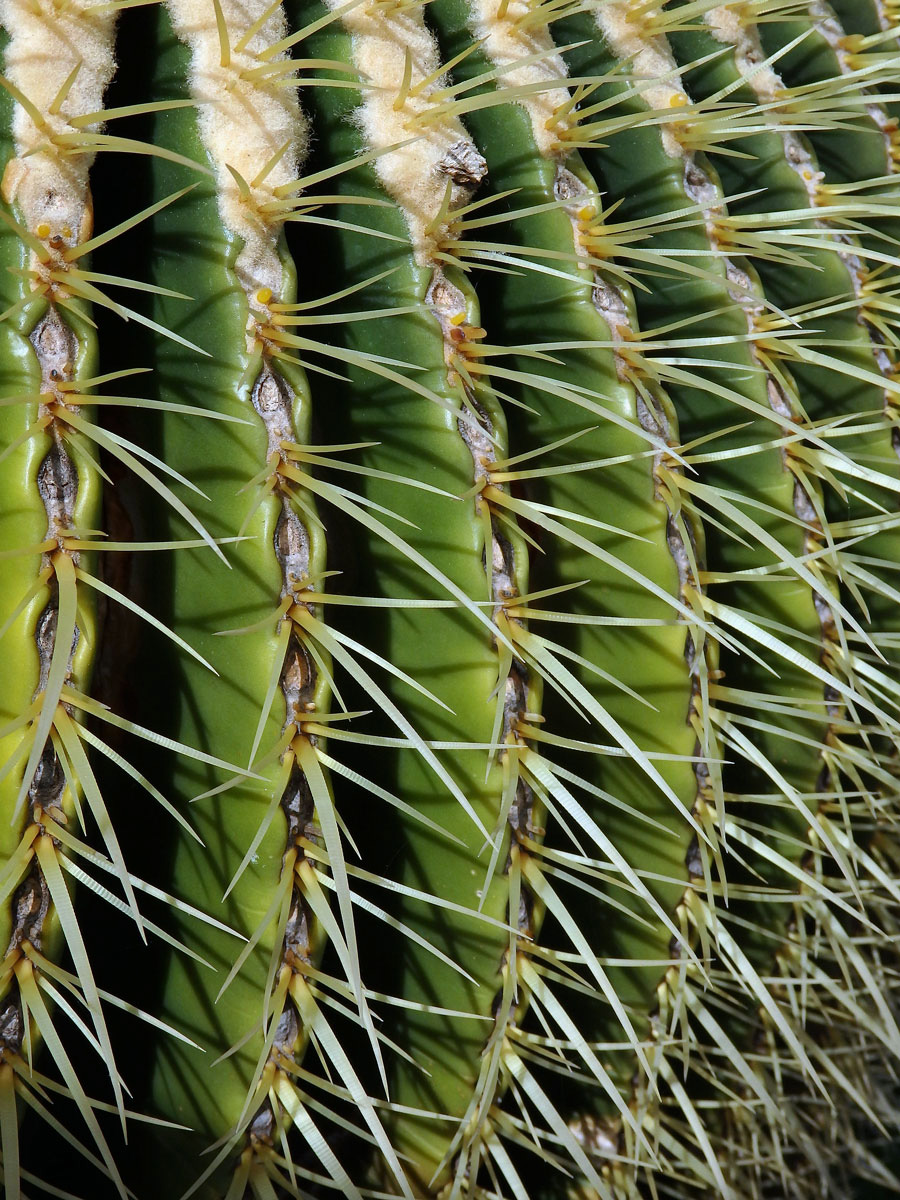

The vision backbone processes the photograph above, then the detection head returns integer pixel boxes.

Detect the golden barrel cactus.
[1,0,899,1197]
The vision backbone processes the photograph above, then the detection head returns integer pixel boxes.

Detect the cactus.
[3,0,900,1196]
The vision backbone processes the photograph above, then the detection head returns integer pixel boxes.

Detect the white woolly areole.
[0,0,116,246]
[807,0,895,144]
[168,0,307,299]
[873,0,895,33]
[325,0,485,261]
[468,0,570,157]
[705,6,782,106]
[705,6,822,205]
[595,0,687,160]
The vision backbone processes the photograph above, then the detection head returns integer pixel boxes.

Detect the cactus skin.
[3,1,900,1198]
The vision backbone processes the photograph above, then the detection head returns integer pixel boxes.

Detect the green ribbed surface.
[1,2,900,1198]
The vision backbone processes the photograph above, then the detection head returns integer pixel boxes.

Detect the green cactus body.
[661,0,900,1174]
[0,194,75,1200]
[836,0,899,42]
[0,3,154,1191]
[423,2,717,1184]
[0,57,47,966]
[754,3,900,566]
[755,0,900,1044]
[490,13,850,1191]
[124,7,381,1196]
[4,2,900,1198]
[277,3,549,1191]
[558,3,831,856]
[830,0,900,124]
[668,7,900,815]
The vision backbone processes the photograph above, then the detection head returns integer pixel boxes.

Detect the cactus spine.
[2,1,900,1197]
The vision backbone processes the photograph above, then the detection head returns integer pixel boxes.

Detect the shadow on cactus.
[1,0,900,1196]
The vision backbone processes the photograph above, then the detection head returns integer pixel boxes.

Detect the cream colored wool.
[705,5,823,204]
[806,0,897,149]
[0,0,116,250]
[596,0,688,160]
[468,0,571,155]
[705,6,783,105]
[325,0,483,259]
[167,0,307,301]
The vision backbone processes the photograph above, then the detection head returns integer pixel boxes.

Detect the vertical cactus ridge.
[124,7,416,1196]
[500,3,900,1194]
[757,0,900,1126]
[830,0,900,127]
[166,0,307,296]
[0,0,116,245]
[514,12,833,1194]
[0,5,233,1194]
[660,3,900,1192]
[573,0,841,956]
[3,1,900,1197]
[420,6,725,1194]
[673,2,900,808]
[276,5,549,1193]
[759,2,900,712]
